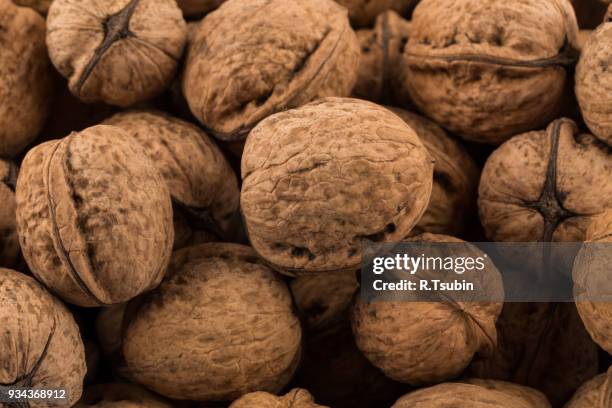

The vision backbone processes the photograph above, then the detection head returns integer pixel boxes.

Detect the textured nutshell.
[335,0,417,28]
[391,380,550,408]
[176,0,225,16]
[103,110,240,244]
[0,160,18,267]
[0,268,86,407]
[353,11,412,103]
[469,302,598,406]
[46,0,187,107]
[479,118,612,242]
[351,233,504,384]
[0,0,54,158]
[392,109,479,237]
[15,125,174,307]
[241,98,434,274]
[565,366,612,408]
[13,0,52,13]
[75,383,173,408]
[576,8,612,145]
[229,388,328,408]
[402,0,579,144]
[122,243,302,401]
[183,0,360,141]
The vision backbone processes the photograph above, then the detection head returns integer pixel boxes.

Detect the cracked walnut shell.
[401,0,579,144]
[15,125,174,307]
[0,268,86,407]
[46,0,187,107]
[0,160,19,267]
[183,0,360,141]
[229,389,328,408]
[241,98,434,274]
[122,243,302,401]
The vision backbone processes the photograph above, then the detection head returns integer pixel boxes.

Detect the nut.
[102,110,240,244]
[12,0,52,14]
[122,243,302,401]
[75,383,173,408]
[401,0,579,143]
[0,0,54,158]
[241,97,433,274]
[351,233,503,384]
[46,0,187,107]
[0,160,19,267]
[183,0,360,141]
[176,0,225,16]
[335,0,416,28]
[15,124,174,307]
[479,118,612,242]
[0,267,86,407]
[229,388,327,408]
[565,367,612,408]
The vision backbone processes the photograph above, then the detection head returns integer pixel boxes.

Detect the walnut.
[479,118,612,242]
[229,389,327,408]
[102,110,240,244]
[241,98,433,274]
[0,268,86,407]
[401,0,579,144]
[351,233,503,384]
[46,0,187,107]
[565,367,612,408]
[335,0,417,28]
[391,380,550,408]
[0,160,18,267]
[15,125,174,307]
[183,0,360,142]
[176,0,225,17]
[576,7,612,145]
[75,383,173,408]
[12,0,52,14]
[0,0,54,158]
[122,243,302,401]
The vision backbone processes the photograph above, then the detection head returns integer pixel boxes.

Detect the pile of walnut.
[1,0,611,407]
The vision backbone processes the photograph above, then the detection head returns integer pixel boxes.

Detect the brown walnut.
[102,110,240,244]
[565,367,612,408]
[401,0,579,144]
[335,0,417,28]
[0,160,18,267]
[46,0,187,107]
[12,0,51,14]
[183,0,360,142]
[0,268,86,407]
[0,0,54,158]
[75,383,173,408]
[15,125,174,307]
[122,243,302,401]
[229,388,327,408]
[479,118,612,242]
[176,0,225,17]
[241,98,433,274]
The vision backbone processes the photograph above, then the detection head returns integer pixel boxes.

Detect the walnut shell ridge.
[15,125,174,307]
[335,0,417,28]
[0,0,54,158]
[565,366,612,408]
[0,160,19,267]
[479,118,612,242]
[122,243,302,401]
[75,383,173,408]
[241,97,434,274]
[46,0,187,107]
[183,0,360,141]
[229,388,328,408]
[0,268,86,407]
[402,0,579,144]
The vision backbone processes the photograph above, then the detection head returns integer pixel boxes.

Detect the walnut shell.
[12,0,52,14]
[15,125,174,307]
[102,110,240,243]
[241,98,434,274]
[391,380,550,408]
[0,0,54,158]
[353,11,411,103]
[75,383,173,408]
[576,9,612,145]
[335,0,416,28]
[229,389,327,408]
[122,243,302,401]
[183,0,360,141]
[46,0,187,107]
[401,0,579,144]
[351,233,503,384]
[0,268,86,407]
[565,367,612,408]
[478,118,612,242]
[391,109,479,237]
[176,0,225,16]
[0,160,19,267]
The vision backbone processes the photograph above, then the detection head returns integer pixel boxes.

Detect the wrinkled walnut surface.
[46,0,187,106]
[479,118,612,242]
[183,0,360,141]
[0,160,18,267]
[0,0,54,158]
[75,383,173,408]
[123,243,302,401]
[565,367,612,408]
[335,0,416,28]
[16,125,174,307]
[229,388,328,408]
[402,0,579,143]
[241,98,433,274]
[176,0,225,16]
[0,268,86,407]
